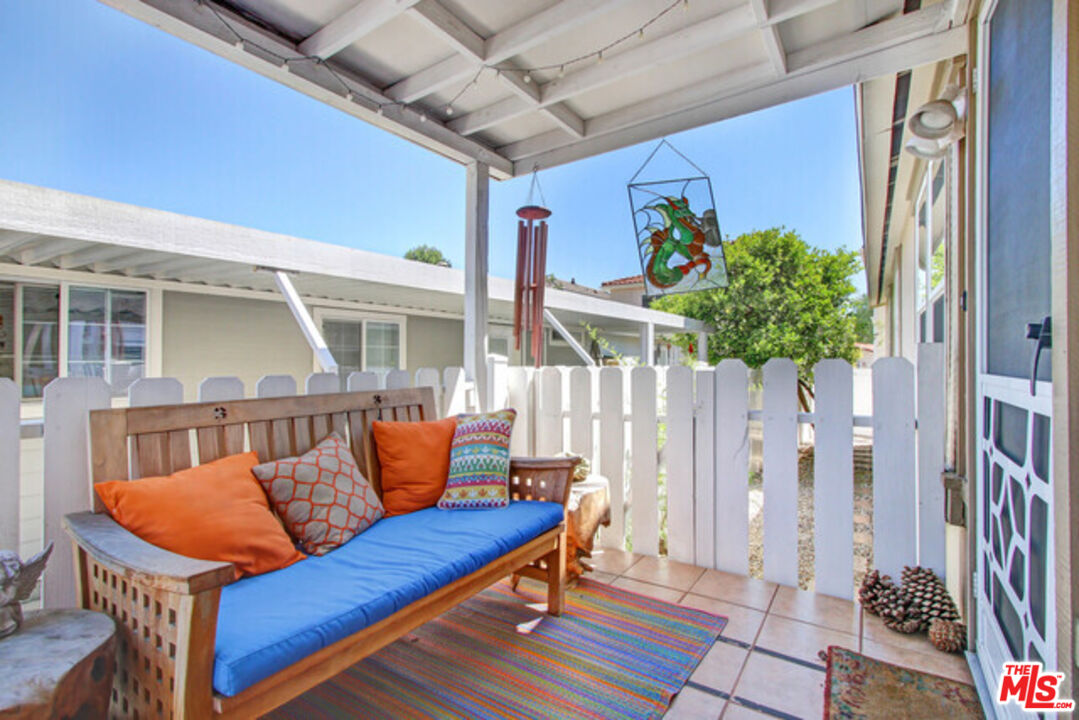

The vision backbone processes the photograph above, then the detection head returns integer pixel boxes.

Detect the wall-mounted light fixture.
[904,86,967,160]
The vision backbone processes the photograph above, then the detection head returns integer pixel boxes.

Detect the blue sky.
[0,0,865,294]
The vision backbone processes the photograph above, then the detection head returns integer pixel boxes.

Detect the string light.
[203,0,686,129]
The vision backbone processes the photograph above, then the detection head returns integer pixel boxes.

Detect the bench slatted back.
[89,388,437,513]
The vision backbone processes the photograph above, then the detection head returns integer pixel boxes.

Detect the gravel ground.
[748,460,874,592]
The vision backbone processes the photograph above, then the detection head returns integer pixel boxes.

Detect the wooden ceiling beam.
[298,0,422,59]
[509,6,965,173]
[448,4,758,137]
[385,0,632,103]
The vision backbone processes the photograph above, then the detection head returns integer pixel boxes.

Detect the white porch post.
[639,321,655,365]
[697,331,708,363]
[464,161,490,410]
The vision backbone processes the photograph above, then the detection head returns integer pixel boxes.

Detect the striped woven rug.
[266,577,726,720]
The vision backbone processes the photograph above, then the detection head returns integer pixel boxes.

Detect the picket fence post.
[599,367,625,549]
[535,367,562,456]
[198,376,244,402]
[813,360,854,599]
[347,371,380,392]
[714,360,749,575]
[693,368,716,569]
[305,372,339,395]
[762,358,798,586]
[916,343,946,578]
[630,366,659,557]
[0,379,19,553]
[385,369,411,390]
[42,377,110,609]
[567,367,592,461]
[873,357,917,582]
[665,366,694,564]
[256,375,296,398]
[506,367,534,455]
[415,368,442,417]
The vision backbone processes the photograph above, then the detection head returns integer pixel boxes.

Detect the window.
[319,313,404,386]
[68,287,147,395]
[21,285,59,399]
[915,159,948,344]
[0,282,148,399]
[365,321,400,376]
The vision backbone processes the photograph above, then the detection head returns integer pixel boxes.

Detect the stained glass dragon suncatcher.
[627,140,729,298]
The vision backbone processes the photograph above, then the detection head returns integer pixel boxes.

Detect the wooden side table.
[566,475,612,583]
[0,608,116,720]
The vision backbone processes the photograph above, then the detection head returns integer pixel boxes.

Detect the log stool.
[0,608,116,720]
[566,475,611,583]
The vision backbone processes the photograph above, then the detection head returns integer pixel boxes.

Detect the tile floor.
[582,549,973,720]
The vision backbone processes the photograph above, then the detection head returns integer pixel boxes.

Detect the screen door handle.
[1026,315,1051,396]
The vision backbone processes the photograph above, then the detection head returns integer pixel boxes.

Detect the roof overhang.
[857,52,961,304]
[99,0,967,180]
[0,179,704,334]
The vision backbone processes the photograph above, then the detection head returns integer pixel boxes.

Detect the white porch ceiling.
[99,0,967,179]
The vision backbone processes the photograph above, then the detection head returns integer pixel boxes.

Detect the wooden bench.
[63,387,578,719]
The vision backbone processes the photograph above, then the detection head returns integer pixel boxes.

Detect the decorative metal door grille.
[975,376,1054,715]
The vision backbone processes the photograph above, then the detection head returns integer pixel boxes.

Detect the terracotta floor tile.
[769,585,861,635]
[680,594,766,644]
[690,641,749,693]
[720,703,772,719]
[860,639,973,684]
[580,570,617,585]
[589,548,642,575]
[663,686,725,719]
[611,577,686,603]
[688,570,777,611]
[733,651,825,718]
[860,613,948,655]
[623,555,707,591]
[755,615,857,665]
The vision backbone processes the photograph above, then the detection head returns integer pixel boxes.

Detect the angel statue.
[0,542,53,639]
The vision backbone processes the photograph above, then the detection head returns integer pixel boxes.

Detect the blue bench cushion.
[213,500,564,697]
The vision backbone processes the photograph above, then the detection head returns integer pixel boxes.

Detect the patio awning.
[100,0,968,180]
[0,178,703,335]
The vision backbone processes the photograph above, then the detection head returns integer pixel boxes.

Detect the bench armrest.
[509,456,580,507]
[64,511,235,595]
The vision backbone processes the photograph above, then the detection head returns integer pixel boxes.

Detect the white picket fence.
[5,345,944,610]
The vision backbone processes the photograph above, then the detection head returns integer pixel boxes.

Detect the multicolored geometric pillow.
[252,432,384,555]
[437,409,516,510]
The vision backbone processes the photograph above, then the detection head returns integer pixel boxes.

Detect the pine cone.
[928,618,967,653]
[901,566,960,624]
[859,570,902,616]
[884,615,924,634]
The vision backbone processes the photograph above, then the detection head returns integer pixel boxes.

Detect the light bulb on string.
[597,50,604,63]
[639,28,645,40]
[445,105,454,116]
[558,65,565,78]
[523,72,532,84]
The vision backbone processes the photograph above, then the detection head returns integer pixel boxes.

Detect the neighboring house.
[0,180,704,408]
[857,0,1077,704]
[601,274,646,307]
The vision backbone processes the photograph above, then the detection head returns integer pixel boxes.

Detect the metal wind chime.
[513,171,550,368]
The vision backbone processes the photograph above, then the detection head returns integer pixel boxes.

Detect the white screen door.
[974,0,1055,713]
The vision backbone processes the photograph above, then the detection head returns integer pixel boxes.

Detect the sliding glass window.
[68,287,147,395]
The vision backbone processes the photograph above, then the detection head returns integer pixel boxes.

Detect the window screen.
[986,0,1052,380]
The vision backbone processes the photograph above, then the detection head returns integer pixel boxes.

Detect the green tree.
[652,228,861,404]
[850,294,874,344]
[404,245,451,267]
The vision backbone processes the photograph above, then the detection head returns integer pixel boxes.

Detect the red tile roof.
[601,274,644,287]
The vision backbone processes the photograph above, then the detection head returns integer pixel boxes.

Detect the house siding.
[162,291,311,400]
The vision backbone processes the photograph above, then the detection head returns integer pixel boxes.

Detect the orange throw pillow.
[372,417,456,516]
[95,452,305,578]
